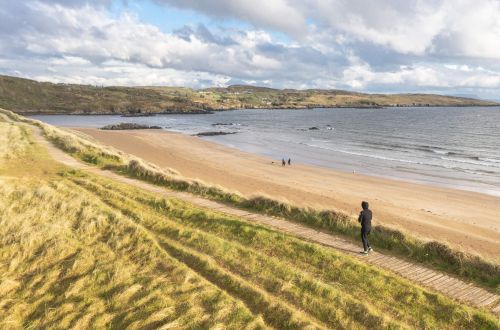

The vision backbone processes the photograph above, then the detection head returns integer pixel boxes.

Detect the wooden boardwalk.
[33,127,500,317]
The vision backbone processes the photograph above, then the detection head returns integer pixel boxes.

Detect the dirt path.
[32,127,500,316]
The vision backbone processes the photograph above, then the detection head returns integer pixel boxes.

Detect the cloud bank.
[1,0,500,99]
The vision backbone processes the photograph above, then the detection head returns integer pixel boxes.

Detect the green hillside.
[0,75,497,115]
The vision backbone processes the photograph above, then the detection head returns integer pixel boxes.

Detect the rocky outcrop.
[101,123,162,130]
[194,131,238,136]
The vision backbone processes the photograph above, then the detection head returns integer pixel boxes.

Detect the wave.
[212,122,243,127]
[415,145,465,156]
[480,157,500,164]
[300,142,423,165]
[367,145,410,153]
[440,157,500,168]
[298,142,500,174]
[463,169,498,175]
[364,141,409,151]
[364,142,500,167]
[364,141,461,157]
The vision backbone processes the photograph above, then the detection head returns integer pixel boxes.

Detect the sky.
[1,0,500,100]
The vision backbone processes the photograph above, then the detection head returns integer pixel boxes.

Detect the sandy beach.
[76,128,500,262]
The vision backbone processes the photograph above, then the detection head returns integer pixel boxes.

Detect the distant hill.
[0,75,497,114]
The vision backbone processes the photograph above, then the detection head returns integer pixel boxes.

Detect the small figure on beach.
[358,201,373,254]
[288,158,291,165]
[282,158,286,166]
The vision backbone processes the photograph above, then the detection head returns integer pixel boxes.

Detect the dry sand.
[76,128,500,262]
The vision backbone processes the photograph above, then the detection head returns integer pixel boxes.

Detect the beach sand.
[76,128,500,262]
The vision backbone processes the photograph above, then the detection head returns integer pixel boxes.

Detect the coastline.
[17,103,500,116]
[74,127,500,262]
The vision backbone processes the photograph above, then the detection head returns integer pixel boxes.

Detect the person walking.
[358,201,373,254]
[287,158,291,165]
[282,158,286,166]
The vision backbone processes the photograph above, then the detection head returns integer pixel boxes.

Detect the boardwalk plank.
[417,270,438,282]
[456,286,484,300]
[477,295,499,307]
[452,284,476,299]
[407,267,429,279]
[424,274,446,285]
[444,281,469,294]
[400,267,423,279]
[471,292,495,305]
[393,262,413,272]
[431,277,456,290]
[492,303,500,313]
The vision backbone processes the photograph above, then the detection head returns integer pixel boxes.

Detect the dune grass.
[0,123,265,329]
[1,108,499,293]
[0,121,498,329]
[241,197,500,291]
[68,173,500,329]
[0,178,271,330]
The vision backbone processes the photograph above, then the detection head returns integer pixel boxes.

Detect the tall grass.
[1,108,499,292]
[242,196,500,291]
[67,171,499,329]
[0,178,266,329]
[0,127,265,329]
[0,116,66,179]
[0,121,33,162]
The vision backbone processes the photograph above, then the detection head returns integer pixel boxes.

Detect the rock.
[121,113,156,117]
[194,131,238,136]
[101,123,162,130]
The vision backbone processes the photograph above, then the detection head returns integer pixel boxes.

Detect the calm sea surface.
[31,107,500,197]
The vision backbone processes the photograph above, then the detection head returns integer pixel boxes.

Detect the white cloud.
[3,57,231,88]
[0,1,342,85]
[49,56,91,66]
[158,0,500,59]
[342,59,500,90]
[1,0,500,99]
[438,0,500,59]
[154,0,306,36]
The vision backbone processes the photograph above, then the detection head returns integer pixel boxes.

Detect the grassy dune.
[0,121,264,329]
[2,109,497,292]
[0,116,498,328]
[1,75,497,114]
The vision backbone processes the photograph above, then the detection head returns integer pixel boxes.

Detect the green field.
[0,115,499,328]
[1,75,497,115]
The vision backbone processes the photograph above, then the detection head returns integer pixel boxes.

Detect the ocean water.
[31,107,500,196]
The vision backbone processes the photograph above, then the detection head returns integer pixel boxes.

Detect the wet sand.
[75,128,500,262]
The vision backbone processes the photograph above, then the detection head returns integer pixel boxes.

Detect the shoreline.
[201,133,500,199]
[76,123,498,197]
[20,104,500,116]
[74,127,500,262]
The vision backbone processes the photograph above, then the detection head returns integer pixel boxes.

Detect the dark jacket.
[358,202,372,231]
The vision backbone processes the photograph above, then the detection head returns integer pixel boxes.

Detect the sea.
[31,106,500,197]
